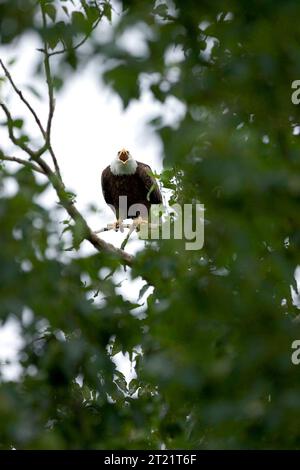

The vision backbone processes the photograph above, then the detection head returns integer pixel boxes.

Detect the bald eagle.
[101,148,162,230]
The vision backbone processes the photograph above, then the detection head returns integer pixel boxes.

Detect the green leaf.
[44,3,57,22]
[138,283,150,302]
[111,339,122,356]
[12,119,24,129]
[71,218,87,250]
[62,6,69,17]
[17,134,29,144]
[7,57,17,66]
[52,76,64,91]
[44,26,60,50]
[114,370,127,393]
[128,378,139,395]
[103,64,140,108]
[25,85,42,100]
[103,2,112,22]
[153,4,169,18]
[72,11,89,34]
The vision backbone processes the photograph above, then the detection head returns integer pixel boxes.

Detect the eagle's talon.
[133,216,148,232]
[107,220,124,232]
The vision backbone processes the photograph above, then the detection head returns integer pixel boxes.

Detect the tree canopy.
[0,0,300,449]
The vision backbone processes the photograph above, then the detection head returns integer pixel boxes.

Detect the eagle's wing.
[136,161,163,204]
[101,165,114,206]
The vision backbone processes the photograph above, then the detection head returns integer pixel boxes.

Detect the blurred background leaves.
[0,0,300,450]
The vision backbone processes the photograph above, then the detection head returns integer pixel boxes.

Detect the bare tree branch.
[95,223,133,233]
[0,102,38,159]
[0,54,60,178]
[40,3,62,180]
[0,58,46,139]
[0,101,50,165]
[0,152,45,174]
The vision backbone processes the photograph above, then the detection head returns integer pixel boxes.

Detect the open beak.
[118,150,129,164]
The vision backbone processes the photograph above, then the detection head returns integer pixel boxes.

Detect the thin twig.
[0,58,46,138]
[96,222,160,234]
[0,59,51,165]
[0,55,60,177]
[37,17,102,58]
[0,102,37,159]
[95,223,133,233]
[121,224,136,250]
[0,153,45,174]
[41,4,61,180]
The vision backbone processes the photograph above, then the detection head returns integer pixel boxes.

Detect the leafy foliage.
[0,0,300,450]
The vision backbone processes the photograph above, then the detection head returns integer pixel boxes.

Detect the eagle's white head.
[110,148,138,176]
